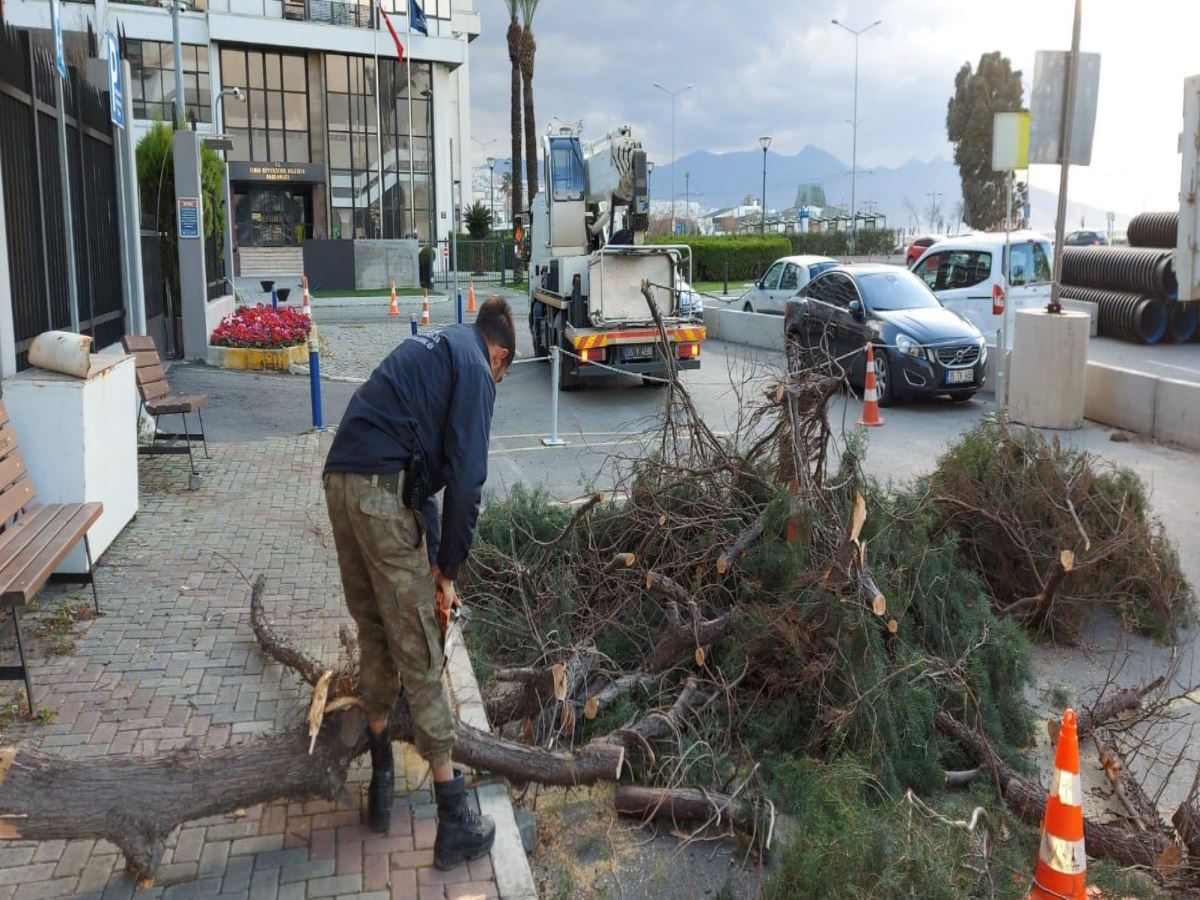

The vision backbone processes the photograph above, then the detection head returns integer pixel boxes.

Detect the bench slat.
[0,398,8,428]
[0,506,69,574]
[140,378,170,402]
[0,431,15,459]
[132,350,160,369]
[137,364,169,387]
[0,475,35,529]
[0,450,27,492]
[122,335,157,353]
[0,503,102,606]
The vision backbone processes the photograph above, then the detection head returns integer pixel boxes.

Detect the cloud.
[469,0,1199,213]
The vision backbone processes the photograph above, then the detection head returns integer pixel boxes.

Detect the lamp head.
[759,135,772,151]
[486,156,496,168]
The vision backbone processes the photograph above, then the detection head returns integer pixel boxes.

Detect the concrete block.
[353,240,419,290]
[1007,309,1089,429]
[1084,363,1158,436]
[1060,298,1099,337]
[701,304,721,339]
[1153,376,1200,450]
[715,309,784,352]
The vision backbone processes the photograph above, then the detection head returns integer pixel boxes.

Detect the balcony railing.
[284,0,375,27]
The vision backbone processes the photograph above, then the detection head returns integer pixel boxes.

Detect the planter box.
[208,342,308,371]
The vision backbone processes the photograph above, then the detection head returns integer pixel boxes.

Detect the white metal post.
[50,0,80,333]
[999,170,1013,410]
[170,0,185,126]
[541,345,567,447]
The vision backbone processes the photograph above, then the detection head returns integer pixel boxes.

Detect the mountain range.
[647,145,1128,234]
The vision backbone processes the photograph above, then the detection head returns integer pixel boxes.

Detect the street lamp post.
[653,81,693,236]
[684,171,689,235]
[213,87,245,288]
[832,17,882,254]
[647,161,655,223]
[759,135,771,235]
[487,156,497,225]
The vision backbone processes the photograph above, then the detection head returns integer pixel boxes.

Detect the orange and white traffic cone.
[1029,709,1087,899]
[388,281,399,317]
[420,290,431,326]
[467,281,477,314]
[858,344,885,427]
[301,274,312,318]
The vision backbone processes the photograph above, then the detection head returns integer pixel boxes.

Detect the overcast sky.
[467,0,1199,215]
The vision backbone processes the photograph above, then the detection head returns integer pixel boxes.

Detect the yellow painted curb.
[219,343,308,372]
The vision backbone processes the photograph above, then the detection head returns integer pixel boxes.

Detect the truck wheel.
[554,317,582,391]
[530,302,549,359]
[642,376,668,388]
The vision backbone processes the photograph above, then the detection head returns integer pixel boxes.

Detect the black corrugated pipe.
[1061,286,1168,344]
[1166,302,1199,343]
[1127,211,1178,249]
[1060,247,1177,300]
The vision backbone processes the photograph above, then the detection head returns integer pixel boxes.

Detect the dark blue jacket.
[324,324,495,580]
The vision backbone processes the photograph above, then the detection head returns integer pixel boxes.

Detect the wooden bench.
[121,335,209,480]
[0,399,102,707]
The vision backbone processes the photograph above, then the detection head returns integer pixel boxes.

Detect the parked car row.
[727,228,1055,406]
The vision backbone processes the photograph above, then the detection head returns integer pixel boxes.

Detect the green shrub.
[649,235,791,281]
[788,228,898,257]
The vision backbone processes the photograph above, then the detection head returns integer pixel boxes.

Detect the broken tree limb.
[1045,675,1167,743]
[1097,735,1171,835]
[934,711,1173,869]
[715,509,769,574]
[614,785,775,856]
[645,570,692,606]
[646,603,738,674]
[1173,801,1200,864]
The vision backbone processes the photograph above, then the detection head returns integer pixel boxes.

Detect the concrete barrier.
[716,308,785,352]
[1084,363,1158,435]
[1153,377,1200,449]
[1060,298,1099,337]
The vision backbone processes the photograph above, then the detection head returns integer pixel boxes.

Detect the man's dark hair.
[476,297,516,364]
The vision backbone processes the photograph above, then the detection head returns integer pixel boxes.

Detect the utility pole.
[169,0,185,126]
[684,171,689,236]
[926,190,943,231]
[653,81,693,236]
[1049,0,1082,314]
[759,136,771,234]
[49,0,79,331]
[487,156,497,225]
[832,17,882,254]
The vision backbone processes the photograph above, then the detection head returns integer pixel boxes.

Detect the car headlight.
[978,337,988,363]
[895,333,922,358]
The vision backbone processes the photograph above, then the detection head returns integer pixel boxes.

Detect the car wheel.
[743,301,754,313]
[872,350,894,408]
[948,391,976,403]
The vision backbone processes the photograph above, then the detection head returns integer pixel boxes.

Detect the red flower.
[210,304,312,350]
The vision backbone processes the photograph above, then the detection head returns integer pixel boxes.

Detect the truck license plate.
[945,368,974,385]
[621,344,655,360]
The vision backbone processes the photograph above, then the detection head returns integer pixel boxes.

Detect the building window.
[325,55,435,242]
[220,47,310,164]
[127,40,210,124]
[379,0,451,20]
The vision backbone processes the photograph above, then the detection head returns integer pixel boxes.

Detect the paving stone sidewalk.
[0,433,533,899]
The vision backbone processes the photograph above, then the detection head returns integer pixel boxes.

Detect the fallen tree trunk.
[935,711,1173,869]
[614,785,775,856]
[1096,736,1171,835]
[0,577,628,882]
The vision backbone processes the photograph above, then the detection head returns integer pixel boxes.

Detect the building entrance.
[233,185,313,247]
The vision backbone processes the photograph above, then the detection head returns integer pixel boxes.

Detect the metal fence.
[205,232,226,301]
[0,23,125,369]
[432,238,514,288]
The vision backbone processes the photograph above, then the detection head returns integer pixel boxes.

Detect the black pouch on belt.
[402,429,431,510]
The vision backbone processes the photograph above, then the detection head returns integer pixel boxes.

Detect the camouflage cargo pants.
[323,471,454,768]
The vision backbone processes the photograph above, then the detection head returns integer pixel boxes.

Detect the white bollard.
[541,345,568,447]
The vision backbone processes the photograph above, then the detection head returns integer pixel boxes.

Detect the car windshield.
[858,271,941,311]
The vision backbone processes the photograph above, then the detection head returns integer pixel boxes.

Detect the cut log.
[0,578,629,881]
[1046,676,1167,743]
[715,509,768,574]
[1096,736,1171,835]
[646,602,737,673]
[935,711,1173,869]
[645,571,691,606]
[615,785,775,856]
[1173,800,1200,863]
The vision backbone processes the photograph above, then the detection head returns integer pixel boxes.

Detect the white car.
[910,231,1053,339]
[739,255,838,314]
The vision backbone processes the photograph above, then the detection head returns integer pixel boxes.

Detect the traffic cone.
[467,281,477,314]
[301,275,312,318]
[858,344,885,427]
[1029,709,1087,899]
[420,290,430,326]
[388,281,399,317]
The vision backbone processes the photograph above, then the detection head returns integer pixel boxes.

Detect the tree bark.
[614,785,775,856]
[715,509,769,574]
[505,12,523,237]
[934,711,1173,869]
[646,602,737,674]
[519,25,538,210]
[1096,736,1170,835]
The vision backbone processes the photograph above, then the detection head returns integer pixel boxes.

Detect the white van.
[910,231,1053,339]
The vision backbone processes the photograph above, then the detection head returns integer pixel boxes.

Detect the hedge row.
[789,228,897,257]
[649,235,792,281]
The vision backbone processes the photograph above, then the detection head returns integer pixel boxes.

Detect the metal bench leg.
[197,406,210,459]
[11,608,33,711]
[181,411,199,487]
[84,534,100,615]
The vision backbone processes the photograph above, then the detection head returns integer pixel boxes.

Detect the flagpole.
[406,1,415,238]
[373,5,384,235]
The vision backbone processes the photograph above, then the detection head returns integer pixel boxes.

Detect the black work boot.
[433,772,496,871]
[366,730,394,834]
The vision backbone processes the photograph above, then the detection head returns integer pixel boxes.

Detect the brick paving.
[0,432,523,899]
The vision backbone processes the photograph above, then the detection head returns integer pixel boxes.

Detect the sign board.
[51,0,66,80]
[991,111,1029,171]
[177,197,200,239]
[1029,50,1101,166]
[1176,75,1200,301]
[106,31,124,129]
[442,245,449,259]
[226,161,325,184]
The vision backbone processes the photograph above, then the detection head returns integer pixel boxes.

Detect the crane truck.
[526,125,705,389]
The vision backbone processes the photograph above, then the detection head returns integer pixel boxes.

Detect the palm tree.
[504,0,523,228]
[464,201,493,274]
[518,0,540,210]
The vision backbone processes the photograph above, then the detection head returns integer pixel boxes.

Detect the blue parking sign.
[106,31,124,128]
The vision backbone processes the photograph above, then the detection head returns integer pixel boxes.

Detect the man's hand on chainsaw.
[430,566,460,633]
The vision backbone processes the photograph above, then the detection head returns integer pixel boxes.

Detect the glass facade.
[219,47,312,164]
[324,54,434,241]
[127,40,211,124]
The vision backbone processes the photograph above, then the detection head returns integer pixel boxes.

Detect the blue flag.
[409,0,428,34]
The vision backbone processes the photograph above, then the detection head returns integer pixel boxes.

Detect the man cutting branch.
[323,297,514,870]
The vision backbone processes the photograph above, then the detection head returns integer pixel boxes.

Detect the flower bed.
[211,304,311,349]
